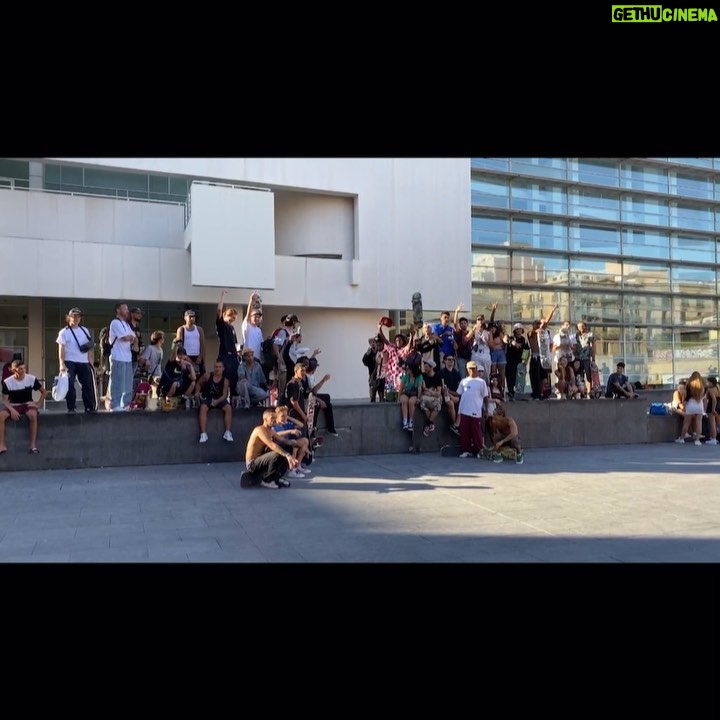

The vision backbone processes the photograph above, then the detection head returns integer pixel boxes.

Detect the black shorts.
[200,398,229,409]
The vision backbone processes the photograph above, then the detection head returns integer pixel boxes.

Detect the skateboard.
[538,329,552,371]
[590,362,603,399]
[515,362,527,395]
[412,291,424,329]
[440,444,463,457]
[129,380,151,410]
[306,392,319,443]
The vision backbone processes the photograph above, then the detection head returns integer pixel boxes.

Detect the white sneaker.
[287,469,305,479]
[694,439,702,446]
[261,480,279,489]
[199,433,208,443]
[674,438,685,444]
[296,465,312,474]
[223,430,234,442]
[706,438,718,445]
[459,451,474,458]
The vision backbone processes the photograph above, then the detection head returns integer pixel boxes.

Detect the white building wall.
[1,158,471,398]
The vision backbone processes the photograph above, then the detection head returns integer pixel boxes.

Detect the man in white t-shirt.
[456,361,489,457]
[241,292,264,361]
[108,302,137,411]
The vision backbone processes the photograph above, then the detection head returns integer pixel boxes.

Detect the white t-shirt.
[457,376,488,417]
[241,320,263,358]
[57,325,93,363]
[109,318,134,362]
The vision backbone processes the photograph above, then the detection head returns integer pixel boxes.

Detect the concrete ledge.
[0,397,682,472]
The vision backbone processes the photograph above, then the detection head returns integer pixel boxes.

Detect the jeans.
[65,360,96,411]
[109,359,134,410]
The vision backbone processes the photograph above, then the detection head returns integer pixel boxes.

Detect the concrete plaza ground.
[1,442,720,563]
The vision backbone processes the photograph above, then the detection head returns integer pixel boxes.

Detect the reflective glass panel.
[569,188,620,221]
[569,224,619,255]
[471,178,508,209]
[623,261,671,292]
[569,291,622,325]
[672,296,718,326]
[569,258,623,289]
[472,215,509,246]
[512,218,567,251]
[620,163,669,193]
[510,158,566,180]
[621,229,670,260]
[621,196,669,226]
[510,253,568,286]
[622,295,672,326]
[671,202,714,232]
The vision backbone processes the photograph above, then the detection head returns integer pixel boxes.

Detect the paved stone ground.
[1,443,720,562]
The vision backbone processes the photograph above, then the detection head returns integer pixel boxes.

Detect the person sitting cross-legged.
[196,360,233,444]
[236,347,269,409]
[486,405,524,464]
[605,361,638,399]
[240,409,299,489]
[272,404,312,478]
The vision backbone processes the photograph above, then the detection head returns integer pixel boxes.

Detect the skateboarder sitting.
[486,406,524,464]
[240,409,299,488]
[604,361,639,399]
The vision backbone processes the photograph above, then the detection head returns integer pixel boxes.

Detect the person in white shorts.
[676,371,706,446]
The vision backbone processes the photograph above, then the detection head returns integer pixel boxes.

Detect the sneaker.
[694,439,702,446]
[450,424,460,436]
[240,471,256,488]
[407,421,414,431]
[515,452,524,464]
[459,451,474,458]
[492,453,504,463]
[261,480,280,489]
[674,438,685,444]
[402,421,409,430]
[706,438,718,445]
[296,466,312,474]
[222,430,234,442]
[276,478,291,488]
[199,433,209,443]
[67,408,76,414]
[327,431,339,437]
[287,469,305,479]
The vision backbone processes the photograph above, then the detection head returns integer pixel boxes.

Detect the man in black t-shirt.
[419,358,443,436]
[282,362,309,427]
[216,289,240,396]
[438,355,462,434]
[0,360,48,455]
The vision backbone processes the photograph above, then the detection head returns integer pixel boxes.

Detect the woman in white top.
[470,317,492,381]
[56,307,97,413]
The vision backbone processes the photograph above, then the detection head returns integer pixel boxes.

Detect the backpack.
[99,325,116,358]
[648,402,669,416]
[261,328,285,369]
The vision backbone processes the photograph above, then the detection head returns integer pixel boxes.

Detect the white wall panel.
[85,199,115,245]
[0,190,28,236]
[122,246,161,300]
[37,240,74,296]
[189,183,275,289]
[159,248,193,302]
[74,243,104,297]
[0,237,37,294]
[27,193,63,241]
[98,244,124,299]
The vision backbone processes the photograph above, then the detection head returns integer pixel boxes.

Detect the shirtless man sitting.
[240,408,299,488]
[485,406,524,464]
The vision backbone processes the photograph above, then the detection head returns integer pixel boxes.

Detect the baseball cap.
[68,307,83,315]
[513,323,524,331]
[129,307,142,314]
[308,357,318,370]
[466,361,477,369]
[284,313,299,325]
[379,316,393,327]
[423,359,436,368]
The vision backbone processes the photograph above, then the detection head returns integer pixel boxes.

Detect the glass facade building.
[471,158,720,388]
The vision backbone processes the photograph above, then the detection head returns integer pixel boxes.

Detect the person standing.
[175,309,206,378]
[216,289,241,397]
[108,302,137,411]
[241,291,264,359]
[138,331,165,405]
[456,360,489,458]
[128,307,145,377]
[505,323,530,401]
[57,307,97,414]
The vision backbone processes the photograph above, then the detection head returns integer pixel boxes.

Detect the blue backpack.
[648,402,669,416]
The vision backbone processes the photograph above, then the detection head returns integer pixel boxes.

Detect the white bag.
[52,372,69,401]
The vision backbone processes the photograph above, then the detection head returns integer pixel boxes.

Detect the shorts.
[490,348,507,365]
[199,398,229,409]
[685,399,704,416]
[5,403,35,416]
[420,393,442,412]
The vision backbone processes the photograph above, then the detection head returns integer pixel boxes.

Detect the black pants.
[248,451,289,485]
[65,361,97,411]
[505,359,520,398]
[221,353,240,396]
[529,356,548,400]
[312,392,337,433]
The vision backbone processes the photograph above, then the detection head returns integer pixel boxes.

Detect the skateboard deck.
[538,330,552,370]
[515,362,527,394]
[590,362,603,399]
[306,392,318,442]
[412,291,424,329]
[440,444,463,457]
[129,380,151,410]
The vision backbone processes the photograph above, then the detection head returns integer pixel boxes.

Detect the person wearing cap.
[236,347,269,409]
[174,309,206,379]
[108,302,138,411]
[419,357,443,437]
[241,291,264,360]
[216,289,241,397]
[272,313,300,398]
[505,323,530,401]
[56,307,97,413]
[456,360,489,457]
[416,322,441,369]
[306,355,338,436]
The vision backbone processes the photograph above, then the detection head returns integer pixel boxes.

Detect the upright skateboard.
[515,362,527,395]
[538,330,552,371]
[306,393,323,449]
[590,362,603,399]
[412,291,424,330]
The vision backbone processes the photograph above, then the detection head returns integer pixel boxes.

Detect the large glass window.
[510,253,568,286]
[470,288,513,324]
[569,188,620,221]
[673,171,713,200]
[471,178,508,209]
[620,163,669,194]
[622,295,672,326]
[667,158,713,169]
[512,218,567,251]
[511,288,555,324]
[621,196,669,226]
[472,215,509,246]
[672,295,718,326]
[671,201,714,232]
[642,327,674,386]
[569,258,622,289]
[472,250,510,283]
[570,291,622,325]
[673,327,718,382]
[510,181,567,214]
[623,261,671,293]
[621,229,670,260]
[569,224,619,255]
[509,158,566,181]
[471,158,509,171]
[570,159,619,187]
[670,235,716,266]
